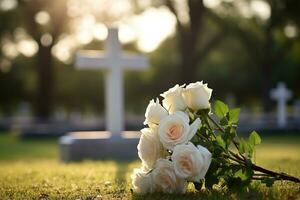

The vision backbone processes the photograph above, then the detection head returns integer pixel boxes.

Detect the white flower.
[158,111,201,150]
[172,142,212,182]
[131,168,153,194]
[161,84,187,113]
[182,81,213,110]
[138,128,166,169]
[152,159,186,193]
[144,98,168,128]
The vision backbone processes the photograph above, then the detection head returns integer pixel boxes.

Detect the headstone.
[59,27,149,162]
[293,100,300,120]
[54,108,67,122]
[225,93,236,108]
[16,102,31,121]
[270,82,292,128]
[69,110,82,123]
[10,102,33,133]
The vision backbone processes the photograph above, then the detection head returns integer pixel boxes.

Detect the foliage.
[1,0,300,115]
[189,100,300,192]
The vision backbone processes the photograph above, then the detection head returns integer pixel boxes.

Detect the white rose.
[138,128,166,169]
[152,159,186,193]
[161,84,187,113]
[158,111,201,150]
[182,81,213,110]
[131,168,153,194]
[144,98,168,128]
[172,142,212,182]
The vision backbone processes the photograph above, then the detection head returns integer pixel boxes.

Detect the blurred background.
[0,0,300,135]
[0,2,300,198]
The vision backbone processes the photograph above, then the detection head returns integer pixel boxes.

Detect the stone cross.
[270,82,292,128]
[75,28,148,136]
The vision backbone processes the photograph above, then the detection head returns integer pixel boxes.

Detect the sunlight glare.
[52,35,77,63]
[52,46,71,63]
[77,31,93,44]
[17,40,38,57]
[2,40,19,59]
[203,0,221,8]
[93,23,108,41]
[250,0,270,20]
[131,7,176,52]
[40,33,53,47]
[74,14,95,44]
[35,11,50,25]
[284,24,297,38]
[175,0,189,24]
[0,0,17,11]
[236,1,253,18]
[119,24,136,44]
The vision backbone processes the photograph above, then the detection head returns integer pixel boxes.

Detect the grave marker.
[270,82,292,128]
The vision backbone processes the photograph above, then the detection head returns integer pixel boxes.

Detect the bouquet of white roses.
[131,82,299,194]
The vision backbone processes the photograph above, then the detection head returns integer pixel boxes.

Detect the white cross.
[75,28,149,137]
[270,82,292,128]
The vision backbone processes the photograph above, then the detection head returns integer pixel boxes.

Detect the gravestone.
[270,82,292,128]
[59,28,149,162]
[293,100,300,120]
[225,93,236,108]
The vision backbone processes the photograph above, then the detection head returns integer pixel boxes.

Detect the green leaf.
[214,100,229,118]
[191,134,199,144]
[223,128,233,148]
[234,169,248,181]
[262,178,275,187]
[249,131,261,145]
[228,108,240,124]
[238,139,247,154]
[220,117,228,126]
[238,139,254,158]
[225,126,236,139]
[216,135,226,149]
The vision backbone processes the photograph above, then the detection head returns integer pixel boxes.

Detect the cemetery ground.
[0,132,299,200]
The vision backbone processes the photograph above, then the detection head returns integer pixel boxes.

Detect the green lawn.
[0,133,299,200]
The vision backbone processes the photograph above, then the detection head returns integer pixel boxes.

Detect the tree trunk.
[261,25,274,112]
[166,0,204,85]
[261,62,272,112]
[178,41,198,84]
[35,43,54,120]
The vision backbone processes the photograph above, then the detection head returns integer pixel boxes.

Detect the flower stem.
[206,113,300,183]
[251,163,300,183]
[206,115,246,160]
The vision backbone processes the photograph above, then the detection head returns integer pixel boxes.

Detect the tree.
[149,0,226,84]
[208,0,300,111]
[17,0,69,119]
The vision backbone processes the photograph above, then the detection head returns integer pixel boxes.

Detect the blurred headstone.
[17,102,31,118]
[225,93,236,108]
[69,110,82,122]
[270,82,292,128]
[293,100,300,120]
[14,102,32,125]
[54,108,67,121]
[59,27,149,161]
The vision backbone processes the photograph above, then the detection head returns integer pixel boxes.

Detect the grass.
[0,133,299,200]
